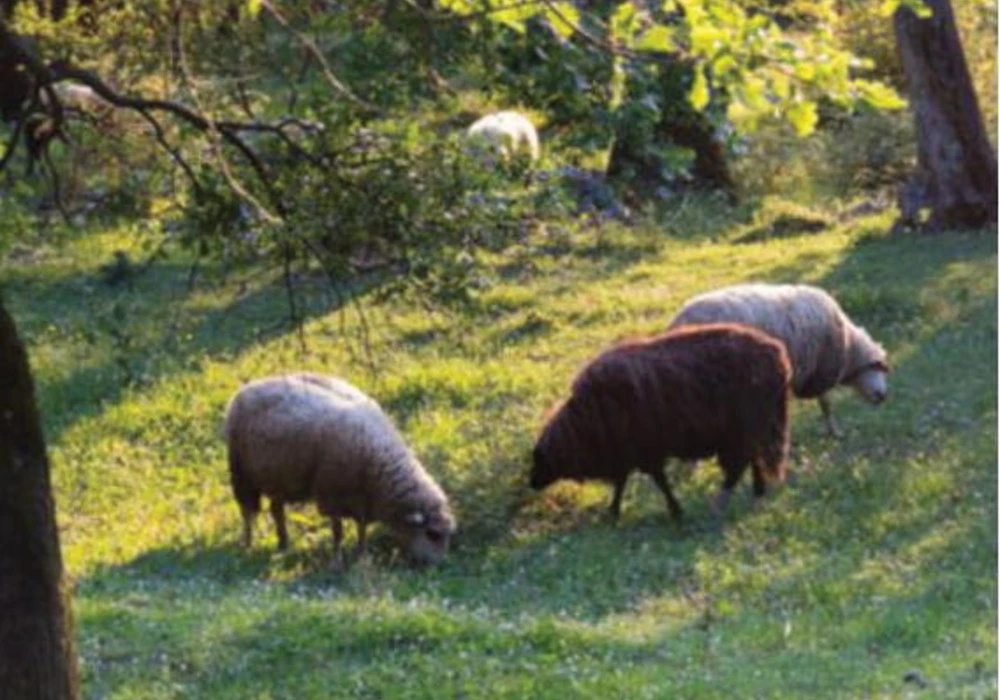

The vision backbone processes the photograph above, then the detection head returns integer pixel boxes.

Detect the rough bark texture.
[893,0,997,230]
[0,297,78,700]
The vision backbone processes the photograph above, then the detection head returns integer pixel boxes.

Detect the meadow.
[3,195,996,698]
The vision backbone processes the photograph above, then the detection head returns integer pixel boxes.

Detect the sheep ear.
[404,511,425,526]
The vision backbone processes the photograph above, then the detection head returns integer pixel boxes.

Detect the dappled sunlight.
[5,208,994,696]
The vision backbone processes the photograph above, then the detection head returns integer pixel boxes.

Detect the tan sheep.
[669,283,890,437]
[224,373,455,567]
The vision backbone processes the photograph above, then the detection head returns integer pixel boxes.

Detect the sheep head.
[848,360,890,405]
[529,444,558,490]
[395,505,455,566]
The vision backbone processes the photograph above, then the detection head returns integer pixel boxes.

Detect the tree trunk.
[607,60,734,203]
[893,0,997,231]
[0,297,78,699]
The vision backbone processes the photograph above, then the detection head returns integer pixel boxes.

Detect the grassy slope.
[3,201,996,698]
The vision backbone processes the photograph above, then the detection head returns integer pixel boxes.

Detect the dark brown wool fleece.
[531,323,793,510]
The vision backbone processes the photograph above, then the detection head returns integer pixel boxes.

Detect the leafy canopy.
[438,0,908,136]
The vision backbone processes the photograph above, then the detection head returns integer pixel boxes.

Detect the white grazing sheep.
[224,373,456,567]
[466,110,540,165]
[669,283,889,437]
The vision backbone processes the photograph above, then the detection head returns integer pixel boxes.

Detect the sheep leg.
[712,458,748,518]
[608,477,628,521]
[354,519,369,560]
[239,505,256,548]
[330,518,346,570]
[818,395,843,438]
[751,462,767,498]
[649,466,684,522]
[270,499,289,551]
[230,449,260,548]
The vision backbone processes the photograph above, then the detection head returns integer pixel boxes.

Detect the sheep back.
[467,110,540,162]
[532,323,792,489]
[224,373,451,529]
[669,284,857,399]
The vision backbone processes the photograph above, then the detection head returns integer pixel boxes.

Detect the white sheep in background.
[53,84,114,118]
[224,373,456,567]
[466,110,540,165]
[668,283,890,437]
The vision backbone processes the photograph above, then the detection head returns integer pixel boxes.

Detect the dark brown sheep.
[530,323,793,519]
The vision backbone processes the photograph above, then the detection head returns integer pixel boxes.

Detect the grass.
[3,198,996,698]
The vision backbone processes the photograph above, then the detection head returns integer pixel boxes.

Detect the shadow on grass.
[5,260,375,443]
[72,227,996,697]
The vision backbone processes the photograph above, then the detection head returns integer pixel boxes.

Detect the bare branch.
[169,2,281,224]
[286,51,312,113]
[258,0,377,114]
[134,108,200,189]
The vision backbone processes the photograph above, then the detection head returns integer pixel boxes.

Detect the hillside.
[4,200,996,698]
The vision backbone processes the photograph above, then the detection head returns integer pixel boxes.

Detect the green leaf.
[689,66,710,111]
[711,54,737,77]
[690,23,726,53]
[770,70,790,100]
[611,2,636,28]
[880,0,932,18]
[245,0,262,18]
[634,24,675,52]
[545,2,580,40]
[726,98,758,131]
[855,79,907,110]
[740,76,769,110]
[491,0,541,33]
[793,62,816,82]
[787,100,819,137]
[610,2,640,39]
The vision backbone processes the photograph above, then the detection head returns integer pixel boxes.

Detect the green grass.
[3,199,996,698]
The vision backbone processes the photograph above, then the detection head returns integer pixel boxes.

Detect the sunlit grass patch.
[4,204,996,698]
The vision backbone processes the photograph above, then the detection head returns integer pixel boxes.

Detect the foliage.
[440,0,905,137]
[732,108,915,201]
[955,0,998,143]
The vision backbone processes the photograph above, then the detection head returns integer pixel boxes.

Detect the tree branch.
[259,0,377,115]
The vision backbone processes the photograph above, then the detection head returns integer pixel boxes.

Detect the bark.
[893,0,997,230]
[0,297,78,700]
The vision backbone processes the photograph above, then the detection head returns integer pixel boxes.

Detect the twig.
[259,0,377,114]
[286,50,312,113]
[170,0,282,224]
[281,240,306,351]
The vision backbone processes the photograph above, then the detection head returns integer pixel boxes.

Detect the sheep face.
[529,445,558,490]
[850,366,889,405]
[395,508,455,566]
